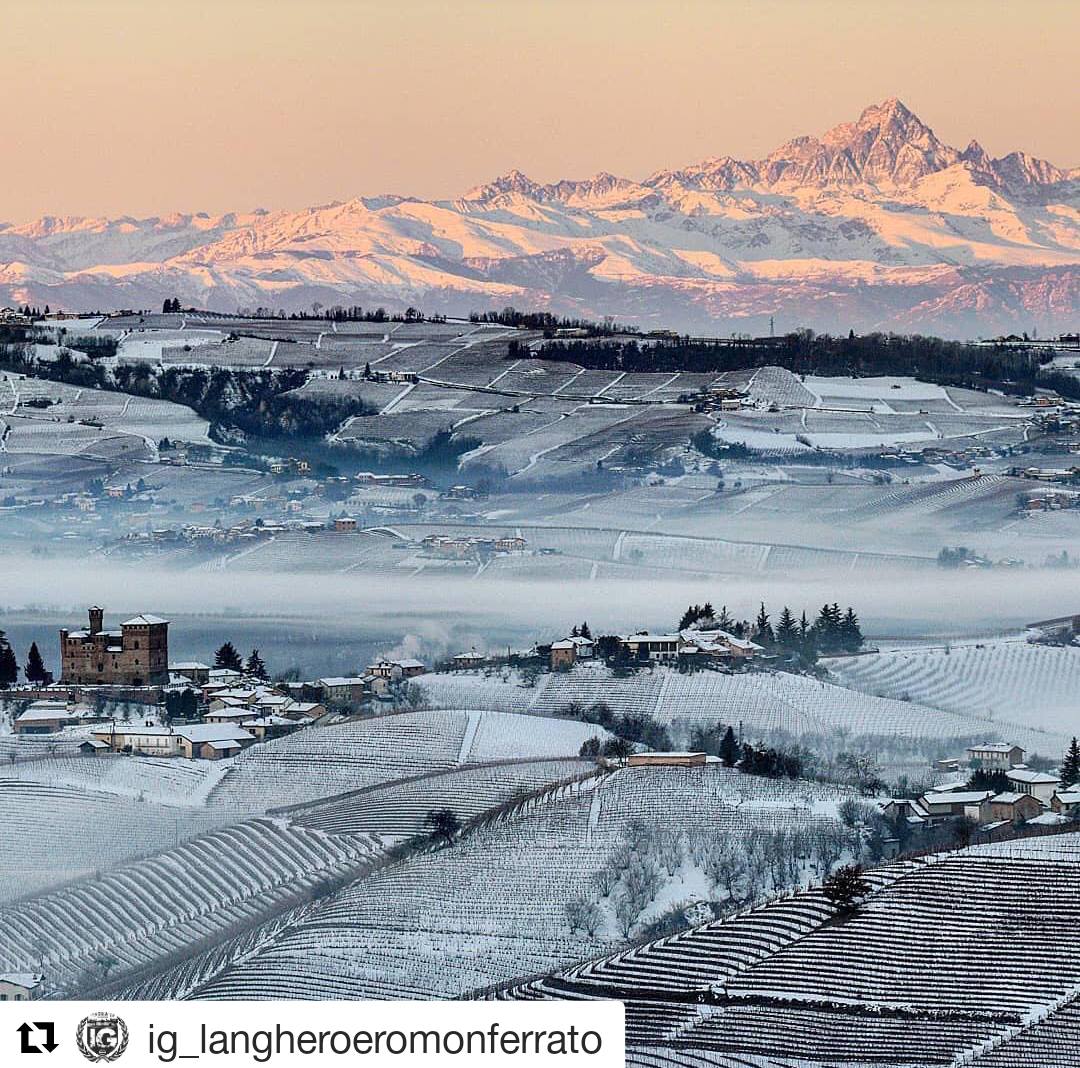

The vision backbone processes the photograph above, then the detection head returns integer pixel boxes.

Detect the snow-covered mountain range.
[2,99,1077,336]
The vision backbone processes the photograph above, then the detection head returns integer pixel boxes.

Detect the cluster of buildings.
[547,628,762,671]
[884,744,1079,842]
[1010,465,1080,485]
[420,533,527,560]
[1018,488,1080,513]
[315,656,427,706]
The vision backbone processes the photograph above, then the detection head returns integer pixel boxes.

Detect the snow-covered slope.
[2,100,1076,335]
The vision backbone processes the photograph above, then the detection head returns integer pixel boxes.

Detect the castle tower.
[88,606,104,635]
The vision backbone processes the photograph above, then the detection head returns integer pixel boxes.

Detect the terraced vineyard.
[288,759,596,838]
[0,816,383,994]
[0,780,229,902]
[172,764,856,1002]
[499,833,1080,1067]
[413,662,1010,746]
[825,639,1080,740]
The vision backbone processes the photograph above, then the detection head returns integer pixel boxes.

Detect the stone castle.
[60,606,169,686]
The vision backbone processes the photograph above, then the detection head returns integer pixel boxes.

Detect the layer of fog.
[2,554,1078,676]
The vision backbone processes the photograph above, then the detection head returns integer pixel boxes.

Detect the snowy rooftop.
[175,724,253,743]
[923,791,992,805]
[1007,769,1060,784]
[122,614,169,626]
[0,973,43,988]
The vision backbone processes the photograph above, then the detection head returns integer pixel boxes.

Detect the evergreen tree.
[754,602,774,645]
[24,642,51,685]
[579,621,591,639]
[720,725,739,767]
[1063,737,1080,788]
[425,808,461,846]
[245,649,268,680]
[214,641,243,672]
[0,631,18,687]
[822,864,871,914]
[775,606,798,647]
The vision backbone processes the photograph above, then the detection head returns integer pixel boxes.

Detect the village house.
[0,973,43,1001]
[878,798,931,828]
[241,714,303,741]
[13,700,92,734]
[620,633,682,663]
[60,607,169,687]
[175,723,254,760]
[967,743,1026,770]
[919,790,994,823]
[92,723,177,756]
[452,650,486,669]
[169,661,210,685]
[548,635,595,670]
[1050,787,1080,817]
[988,792,1044,823]
[318,677,369,705]
[1005,768,1061,806]
[283,701,325,721]
[333,517,358,533]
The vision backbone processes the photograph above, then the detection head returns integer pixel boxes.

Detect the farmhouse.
[682,628,764,661]
[967,743,1026,770]
[1005,768,1061,806]
[452,651,485,669]
[60,606,169,686]
[0,973,43,1000]
[549,636,595,669]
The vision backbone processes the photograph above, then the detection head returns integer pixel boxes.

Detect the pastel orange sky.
[6,0,1077,222]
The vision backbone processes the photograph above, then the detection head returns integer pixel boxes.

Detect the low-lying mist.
[2,554,1078,677]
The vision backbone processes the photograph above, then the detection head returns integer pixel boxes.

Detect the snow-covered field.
[413,661,1048,751]
[824,639,1080,739]
[162,764,857,1001]
[504,834,1080,1065]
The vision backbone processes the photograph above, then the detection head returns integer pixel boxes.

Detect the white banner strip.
[0,1001,624,1068]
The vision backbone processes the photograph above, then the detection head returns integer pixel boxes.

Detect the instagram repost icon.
[75,1013,129,1063]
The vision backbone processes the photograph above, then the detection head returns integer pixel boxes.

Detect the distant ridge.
[2,99,1076,337]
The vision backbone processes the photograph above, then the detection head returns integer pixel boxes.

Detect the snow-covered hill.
[2,99,1076,335]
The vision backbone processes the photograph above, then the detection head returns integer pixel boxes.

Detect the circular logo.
[76,1013,129,1063]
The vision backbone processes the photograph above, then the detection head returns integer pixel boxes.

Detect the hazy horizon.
[4,0,1077,222]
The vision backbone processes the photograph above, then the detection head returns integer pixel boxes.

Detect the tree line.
[679,600,864,658]
[521,330,1080,400]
